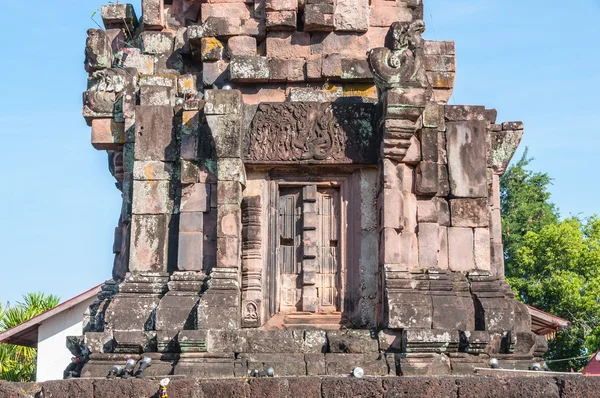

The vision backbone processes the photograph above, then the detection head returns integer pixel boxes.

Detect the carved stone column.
[241,196,262,327]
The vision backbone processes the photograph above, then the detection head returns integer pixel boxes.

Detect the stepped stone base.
[2,375,598,398]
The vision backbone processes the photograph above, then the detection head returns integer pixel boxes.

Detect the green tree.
[508,217,600,371]
[501,149,559,276]
[0,292,60,382]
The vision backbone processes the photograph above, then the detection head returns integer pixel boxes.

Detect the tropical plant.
[0,292,60,382]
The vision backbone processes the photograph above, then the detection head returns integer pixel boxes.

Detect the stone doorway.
[277,185,341,314]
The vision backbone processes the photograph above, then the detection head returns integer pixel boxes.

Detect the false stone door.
[278,185,341,314]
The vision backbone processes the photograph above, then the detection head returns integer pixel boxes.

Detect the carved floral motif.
[244,102,378,164]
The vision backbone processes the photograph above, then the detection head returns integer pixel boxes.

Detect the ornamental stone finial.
[369,20,430,91]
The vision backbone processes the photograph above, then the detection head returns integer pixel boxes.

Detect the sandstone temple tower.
[80,0,545,377]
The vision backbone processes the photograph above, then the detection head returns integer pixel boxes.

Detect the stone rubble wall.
[2,376,599,398]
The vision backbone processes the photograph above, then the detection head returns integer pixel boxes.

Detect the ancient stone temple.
[79,0,546,377]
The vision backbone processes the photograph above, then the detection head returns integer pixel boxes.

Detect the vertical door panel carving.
[275,185,341,315]
[317,188,340,312]
[278,188,302,311]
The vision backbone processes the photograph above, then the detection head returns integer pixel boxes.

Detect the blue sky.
[0,0,598,305]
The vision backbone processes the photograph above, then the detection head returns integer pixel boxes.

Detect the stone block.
[321,54,342,77]
[134,106,176,161]
[129,214,168,272]
[491,129,524,175]
[181,183,210,212]
[140,84,176,106]
[436,197,450,226]
[85,29,113,72]
[269,58,307,82]
[266,31,311,59]
[208,330,247,353]
[200,37,224,61]
[181,134,198,162]
[227,36,257,57]
[446,121,488,198]
[305,354,326,375]
[416,161,438,196]
[340,58,373,80]
[229,56,270,82]
[310,32,370,57]
[201,3,251,23]
[101,4,138,31]
[327,330,379,353]
[204,90,241,116]
[473,228,491,271]
[217,204,241,238]
[448,227,474,272]
[91,118,125,150]
[155,294,200,332]
[304,4,335,32]
[450,198,489,227]
[420,128,439,162]
[116,48,155,75]
[178,75,199,97]
[217,158,246,183]
[424,40,456,56]
[202,60,230,87]
[202,17,240,37]
[140,31,174,54]
[132,180,172,214]
[438,226,449,270]
[181,161,201,184]
[325,354,389,376]
[218,181,243,205]
[179,211,204,233]
[217,236,240,268]
[266,0,297,11]
[133,161,173,181]
[380,188,403,230]
[369,4,412,27]
[334,0,369,32]
[241,353,306,376]
[417,199,437,223]
[142,0,165,29]
[266,11,297,30]
[245,330,305,353]
[418,223,439,268]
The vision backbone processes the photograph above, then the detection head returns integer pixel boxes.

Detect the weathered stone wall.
[78,0,533,379]
[3,376,599,398]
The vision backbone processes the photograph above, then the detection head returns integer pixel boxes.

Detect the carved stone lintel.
[244,102,378,164]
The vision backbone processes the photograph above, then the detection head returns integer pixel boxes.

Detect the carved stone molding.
[244,102,378,164]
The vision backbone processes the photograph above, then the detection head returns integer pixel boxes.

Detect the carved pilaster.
[241,196,262,328]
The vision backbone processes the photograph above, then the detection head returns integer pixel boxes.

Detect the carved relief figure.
[369,20,429,90]
[245,103,378,164]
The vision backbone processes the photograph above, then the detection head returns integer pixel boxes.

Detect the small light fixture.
[135,357,152,378]
[250,367,275,377]
[222,84,232,90]
[596,352,600,362]
[121,359,137,379]
[107,365,123,379]
[352,367,364,378]
[531,362,541,371]
[489,358,499,369]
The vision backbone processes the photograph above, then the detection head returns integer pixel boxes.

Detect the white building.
[0,285,101,382]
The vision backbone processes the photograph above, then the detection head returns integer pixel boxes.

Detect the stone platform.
[2,376,598,398]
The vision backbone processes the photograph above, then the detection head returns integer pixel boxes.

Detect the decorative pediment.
[243,102,378,164]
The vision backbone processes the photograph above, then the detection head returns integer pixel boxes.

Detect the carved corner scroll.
[244,102,378,164]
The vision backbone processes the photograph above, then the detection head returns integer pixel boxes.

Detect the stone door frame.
[265,173,353,322]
